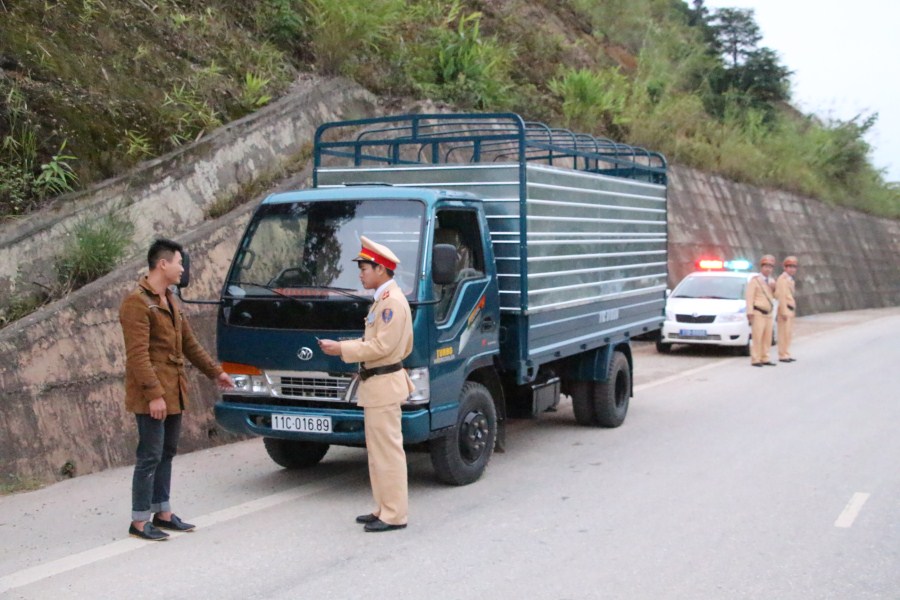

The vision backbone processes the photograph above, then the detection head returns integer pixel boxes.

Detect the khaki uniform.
[745,274,775,364]
[340,279,414,526]
[775,272,796,360]
[120,276,222,414]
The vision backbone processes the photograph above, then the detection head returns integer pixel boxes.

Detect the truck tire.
[594,352,630,428]
[570,381,598,426]
[263,438,329,469]
[572,352,631,428]
[429,382,497,486]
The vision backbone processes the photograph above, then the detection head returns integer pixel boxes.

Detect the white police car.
[657,259,774,355]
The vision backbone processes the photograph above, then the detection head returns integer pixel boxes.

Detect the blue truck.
[213,113,667,485]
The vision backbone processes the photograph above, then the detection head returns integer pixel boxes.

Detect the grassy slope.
[0,0,897,218]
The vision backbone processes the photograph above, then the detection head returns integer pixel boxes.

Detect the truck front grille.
[276,374,352,400]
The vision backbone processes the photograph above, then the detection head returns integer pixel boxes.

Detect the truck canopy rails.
[314,113,666,186]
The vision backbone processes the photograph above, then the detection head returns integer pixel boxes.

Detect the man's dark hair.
[147,238,184,270]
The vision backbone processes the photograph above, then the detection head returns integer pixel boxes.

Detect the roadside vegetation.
[0,0,897,328]
[2,0,896,220]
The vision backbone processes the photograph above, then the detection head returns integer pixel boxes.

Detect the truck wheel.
[263,438,329,469]
[572,353,631,428]
[430,382,497,486]
[655,340,672,354]
[570,381,598,426]
[594,352,630,428]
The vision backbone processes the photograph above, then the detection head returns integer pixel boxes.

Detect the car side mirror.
[432,244,458,285]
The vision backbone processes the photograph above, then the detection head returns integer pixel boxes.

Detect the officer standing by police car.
[775,256,799,362]
[318,236,414,532]
[746,254,777,367]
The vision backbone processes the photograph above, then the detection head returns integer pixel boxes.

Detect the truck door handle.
[481,317,496,332]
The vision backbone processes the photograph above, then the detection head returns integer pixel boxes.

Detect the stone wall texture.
[1,78,898,486]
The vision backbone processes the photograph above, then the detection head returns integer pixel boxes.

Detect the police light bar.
[696,258,724,270]
[725,259,752,271]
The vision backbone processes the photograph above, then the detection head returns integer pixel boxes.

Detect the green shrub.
[549,67,632,136]
[413,5,515,110]
[306,0,405,76]
[55,212,135,293]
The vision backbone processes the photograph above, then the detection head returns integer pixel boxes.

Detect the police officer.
[745,254,777,367]
[775,256,799,362]
[318,236,414,532]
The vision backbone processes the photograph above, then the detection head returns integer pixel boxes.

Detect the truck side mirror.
[178,250,191,289]
[432,244,458,285]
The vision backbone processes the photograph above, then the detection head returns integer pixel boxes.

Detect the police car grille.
[675,314,716,324]
[276,375,352,401]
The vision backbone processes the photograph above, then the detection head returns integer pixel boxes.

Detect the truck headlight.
[229,374,271,394]
[406,367,430,405]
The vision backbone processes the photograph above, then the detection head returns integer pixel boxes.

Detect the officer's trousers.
[364,403,408,525]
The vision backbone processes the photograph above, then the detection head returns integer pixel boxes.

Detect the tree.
[710,8,762,67]
[732,47,792,105]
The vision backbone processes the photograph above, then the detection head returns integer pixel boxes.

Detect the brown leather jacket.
[119,276,222,414]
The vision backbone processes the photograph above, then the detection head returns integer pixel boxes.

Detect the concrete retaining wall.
[1,78,898,487]
[0,75,377,299]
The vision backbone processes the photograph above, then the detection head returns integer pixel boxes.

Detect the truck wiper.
[294,285,369,301]
[227,281,368,302]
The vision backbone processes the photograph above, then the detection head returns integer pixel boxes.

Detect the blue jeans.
[132,413,182,522]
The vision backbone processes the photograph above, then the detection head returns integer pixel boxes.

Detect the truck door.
[429,208,499,430]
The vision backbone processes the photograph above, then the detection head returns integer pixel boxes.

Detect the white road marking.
[834,492,871,528]
[0,469,363,595]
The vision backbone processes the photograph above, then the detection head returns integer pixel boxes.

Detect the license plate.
[271,414,332,433]
[679,329,707,337]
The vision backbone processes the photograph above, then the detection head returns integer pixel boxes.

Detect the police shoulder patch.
[381,308,394,323]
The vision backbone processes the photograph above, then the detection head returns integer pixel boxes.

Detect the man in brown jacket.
[775,256,799,362]
[120,238,233,541]
[319,236,414,533]
[745,254,777,367]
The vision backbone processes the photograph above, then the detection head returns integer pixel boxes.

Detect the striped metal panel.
[316,164,667,319]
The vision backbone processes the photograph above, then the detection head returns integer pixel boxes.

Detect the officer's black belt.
[753,306,770,315]
[359,362,403,381]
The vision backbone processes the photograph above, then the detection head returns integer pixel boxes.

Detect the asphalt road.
[1,307,898,599]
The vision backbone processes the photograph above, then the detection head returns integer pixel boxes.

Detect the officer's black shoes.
[779,358,797,363]
[129,522,169,541]
[364,519,407,532]
[763,362,777,366]
[752,363,764,367]
[355,513,379,524]
[152,514,196,532]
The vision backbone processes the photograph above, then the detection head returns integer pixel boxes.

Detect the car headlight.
[716,312,747,323]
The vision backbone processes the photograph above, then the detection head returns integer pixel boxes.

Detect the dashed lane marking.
[834,492,870,528]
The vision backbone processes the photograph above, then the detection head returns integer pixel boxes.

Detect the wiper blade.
[227,281,367,302]
[296,285,369,301]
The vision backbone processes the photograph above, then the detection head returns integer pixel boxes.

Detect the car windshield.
[672,275,746,300]
[226,198,425,298]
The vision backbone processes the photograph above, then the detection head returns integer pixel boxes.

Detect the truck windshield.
[226,198,425,299]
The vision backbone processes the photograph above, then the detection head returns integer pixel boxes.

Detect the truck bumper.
[214,400,432,445]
